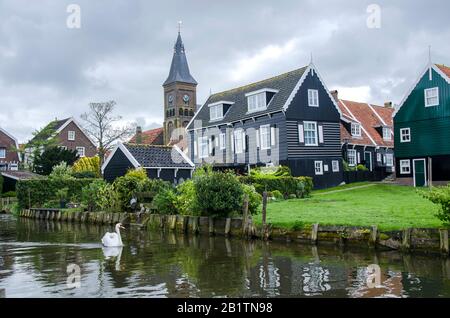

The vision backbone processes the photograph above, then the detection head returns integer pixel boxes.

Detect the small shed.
[102,142,195,183]
[1,171,43,193]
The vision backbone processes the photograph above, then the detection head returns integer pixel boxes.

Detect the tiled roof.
[1,170,43,180]
[187,67,308,129]
[338,100,394,148]
[129,127,164,145]
[123,143,193,168]
[436,64,450,79]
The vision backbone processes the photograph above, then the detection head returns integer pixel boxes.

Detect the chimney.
[384,101,393,108]
[330,90,339,103]
[135,126,143,144]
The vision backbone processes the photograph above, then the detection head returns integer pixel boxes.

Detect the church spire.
[163,28,197,86]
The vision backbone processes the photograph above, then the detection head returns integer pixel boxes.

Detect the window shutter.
[256,129,260,148]
[209,138,213,154]
[242,131,246,151]
[193,140,197,156]
[318,125,324,143]
[357,152,361,163]
[271,127,276,146]
[231,131,235,153]
[215,137,219,147]
[298,124,304,143]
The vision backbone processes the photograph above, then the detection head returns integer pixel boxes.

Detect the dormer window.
[208,101,234,121]
[246,88,278,113]
[351,123,361,137]
[424,87,439,107]
[382,127,392,141]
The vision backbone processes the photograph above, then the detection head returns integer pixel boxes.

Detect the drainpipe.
[428,157,433,187]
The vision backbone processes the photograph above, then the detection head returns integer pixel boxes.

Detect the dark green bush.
[421,185,450,226]
[242,184,262,215]
[2,191,16,198]
[72,171,97,179]
[356,164,369,171]
[16,178,98,209]
[271,190,284,200]
[175,179,199,216]
[153,188,178,215]
[195,171,244,218]
[240,175,313,198]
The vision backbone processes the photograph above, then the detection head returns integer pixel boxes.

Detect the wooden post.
[311,223,319,244]
[242,194,249,237]
[369,225,378,246]
[208,217,215,236]
[262,191,267,228]
[440,229,449,255]
[192,216,199,234]
[225,218,231,237]
[402,228,412,251]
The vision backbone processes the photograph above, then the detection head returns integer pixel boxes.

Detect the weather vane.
[178,20,182,33]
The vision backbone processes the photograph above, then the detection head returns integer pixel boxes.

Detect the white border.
[412,158,427,187]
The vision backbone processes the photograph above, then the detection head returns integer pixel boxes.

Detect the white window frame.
[308,89,319,107]
[76,146,85,157]
[351,122,361,137]
[68,130,75,141]
[209,104,223,121]
[0,147,5,159]
[234,129,244,154]
[400,159,411,174]
[198,136,209,159]
[219,133,226,150]
[385,153,394,167]
[400,128,411,143]
[260,125,271,150]
[332,160,339,172]
[247,92,266,113]
[424,87,439,107]
[377,153,381,162]
[382,127,392,141]
[303,121,318,146]
[314,161,323,175]
[347,149,357,166]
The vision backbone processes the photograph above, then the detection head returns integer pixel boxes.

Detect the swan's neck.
[116,227,123,245]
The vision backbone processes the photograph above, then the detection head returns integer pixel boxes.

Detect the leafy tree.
[80,101,135,166]
[23,121,60,171]
[33,147,79,175]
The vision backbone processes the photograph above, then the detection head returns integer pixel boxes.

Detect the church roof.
[163,33,197,86]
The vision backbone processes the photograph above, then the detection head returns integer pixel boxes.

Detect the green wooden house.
[393,62,450,187]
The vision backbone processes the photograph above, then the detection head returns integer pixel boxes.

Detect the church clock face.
[183,94,190,103]
[168,94,174,104]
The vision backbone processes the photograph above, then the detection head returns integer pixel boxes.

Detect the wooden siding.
[103,148,134,183]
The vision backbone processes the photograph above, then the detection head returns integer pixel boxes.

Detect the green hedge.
[239,175,313,198]
[17,178,99,208]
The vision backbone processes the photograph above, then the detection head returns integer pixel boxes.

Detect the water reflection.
[1,215,450,298]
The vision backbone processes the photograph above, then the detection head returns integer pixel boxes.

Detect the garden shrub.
[16,178,98,209]
[288,194,297,200]
[153,188,178,215]
[49,162,75,181]
[2,191,16,198]
[72,171,97,179]
[175,179,199,216]
[356,164,369,171]
[241,175,313,198]
[421,185,450,226]
[242,184,262,215]
[81,179,107,211]
[73,156,101,178]
[271,190,284,200]
[194,170,244,217]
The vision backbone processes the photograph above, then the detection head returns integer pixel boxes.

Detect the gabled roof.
[163,32,197,86]
[1,170,43,181]
[101,142,194,174]
[129,127,164,145]
[338,99,394,148]
[393,62,450,117]
[0,127,19,149]
[187,67,308,129]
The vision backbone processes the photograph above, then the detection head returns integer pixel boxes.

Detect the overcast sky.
[0,0,449,142]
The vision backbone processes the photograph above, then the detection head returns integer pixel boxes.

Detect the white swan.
[101,223,125,247]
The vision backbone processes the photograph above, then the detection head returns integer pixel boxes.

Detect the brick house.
[0,127,20,171]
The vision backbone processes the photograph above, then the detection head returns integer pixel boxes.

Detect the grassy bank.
[254,183,442,231]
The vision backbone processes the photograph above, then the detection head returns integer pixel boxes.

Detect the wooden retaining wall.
[17,208,450,255]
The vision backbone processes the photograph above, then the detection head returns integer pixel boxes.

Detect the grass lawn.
[254,183,442,231]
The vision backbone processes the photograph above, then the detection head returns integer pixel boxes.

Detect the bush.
[343,161,356,172]
[2,191,16,198]
[33,147,79,175]
[72,171,97,179]
[421,185,450,226]
[16,178,98,209]
[288,194,297,200]
[49,162,75,181]
[271,190,284,200]
[153,188,178,215]
[175,179,199,215]
[73,156,101,178]
[242,184,262,215]
[356,164,369,171]
[241,175,313,198]
[194,170,244,218]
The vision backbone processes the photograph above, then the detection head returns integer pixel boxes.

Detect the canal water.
[1,214,450,298]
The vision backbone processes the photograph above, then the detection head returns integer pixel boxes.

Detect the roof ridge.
[125,143,172,149]
[210,66,308,98]
[341,99,385,108]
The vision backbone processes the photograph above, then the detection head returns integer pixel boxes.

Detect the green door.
[364,152,372,171]
[414,159,426,187]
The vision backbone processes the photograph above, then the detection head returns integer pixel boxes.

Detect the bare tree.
[80,101,136,166]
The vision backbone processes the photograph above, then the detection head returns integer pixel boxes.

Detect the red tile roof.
[338,99,394,148]
[436,64,450,79]
[129,127,164,145]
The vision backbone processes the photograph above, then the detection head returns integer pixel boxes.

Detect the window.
[303,121,318,146]
[68,131,75,141]
[347,149,357,166]
[308,89,319,107]
[260,125,271,150]
[247,92,266,112]
[198,136,208,158]
[209,104,223,121]
[219,133,226,150]
[332,160,339,172]
[234,129,244,154]
[0,148,5,158]
[351,123,361,137]
[425,87,439,107]
[9,163,18,171]
[383,127,392,141]
[400,128,411,143]
[386,154,394,167]
[377,153,381,162]
[314,161,323,175]
[400,160,411,174]
[76,146,85,157]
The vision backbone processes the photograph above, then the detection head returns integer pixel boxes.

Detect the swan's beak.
[120,226,126,230]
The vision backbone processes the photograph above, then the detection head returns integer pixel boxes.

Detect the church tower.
[163,29,197,145]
